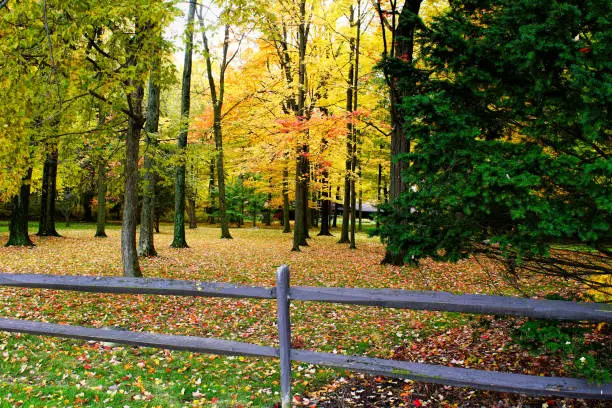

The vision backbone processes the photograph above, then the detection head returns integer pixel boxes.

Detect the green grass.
[0,334,299,407]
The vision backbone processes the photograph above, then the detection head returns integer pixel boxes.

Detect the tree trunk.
[349,3,362,249]
[349,176,357,249]
[208,158,216,224]
[95,161,107,238]
[358,176,363,232]
[292,0,309,251]
[214,108,232,239]
[6,168,33,247]
[340,17,355,244]
[376,162,382,229]
[282,167,291,233]
[187,198,197,229]
[302,143,310,239]
[381,0,423,265]
[121,65,145,277]
[171,0,196,248]
[37,147,60,237]
[333,186,340,228]
[138,73,160,257]
[318,172,332,236]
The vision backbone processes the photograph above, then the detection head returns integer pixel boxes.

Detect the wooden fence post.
[276,265,292,408]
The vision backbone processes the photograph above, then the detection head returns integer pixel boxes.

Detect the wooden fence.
[0,266,610,407]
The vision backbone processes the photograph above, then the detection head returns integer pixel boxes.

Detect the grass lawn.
[0,223,601,407]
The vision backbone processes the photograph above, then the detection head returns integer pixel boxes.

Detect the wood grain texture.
[0,318,278,358]
[290,287,612,322]
[291,349,612,400]
[0,273,275,299]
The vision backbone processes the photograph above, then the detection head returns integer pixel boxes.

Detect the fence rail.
[0,268,610,407]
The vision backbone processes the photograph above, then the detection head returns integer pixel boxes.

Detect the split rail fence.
[0,266,610,407]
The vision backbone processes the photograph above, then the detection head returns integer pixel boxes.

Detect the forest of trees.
[0,0,609,289]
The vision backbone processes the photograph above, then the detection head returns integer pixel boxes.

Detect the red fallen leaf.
[578,47,591,53]
[375,376,384,382]
[414,398,422,407]
[211,397,219,404]
[83,363,92,370]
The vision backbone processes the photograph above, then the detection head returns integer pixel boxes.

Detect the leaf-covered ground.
[0,223,608,407]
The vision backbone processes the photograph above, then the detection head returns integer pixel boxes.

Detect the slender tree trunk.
[302,142,310,238]
[95,161,107,238]
[376,162,382,229]
[95,106,108,238]
[214,109,232,238]
[349,173,357,249]
[171,0,196,248]
[6,168,33,247]
[282,167,291,233]
[208,158,216,224]
[358,169,363,232]
[353,9,362,239]
[340,17,355,244]
[138,73,160,257]
[292,0,310,251]
[333,186,339,228]
[121,81,145,277]
[187,198,197,229]
[37,147,60,237]
[318,171,332,236]
[349,2,362,250]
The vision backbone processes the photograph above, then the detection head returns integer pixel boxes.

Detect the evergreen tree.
[380,0,611,290]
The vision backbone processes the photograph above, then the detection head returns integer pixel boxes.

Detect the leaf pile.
[302,317,610,407]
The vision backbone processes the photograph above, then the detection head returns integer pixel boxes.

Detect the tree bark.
[380,0,423,265]
[95,161,107,238]
[121,80,145,277]
[6,168,33,247]
[376,162,382,229]
[187,197,197,229]
[333,186,340,228]
[282,167,291,233]
[171,0,196,248]
[318,172,332,236]
[138,73,160,257]
[37,147,60,237]
[292,0,310,251]
[340,15,355,244]
[214,107,232,238]
[358,172,363,232]
[208,158,216,224]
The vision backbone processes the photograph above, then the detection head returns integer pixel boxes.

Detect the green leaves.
[379,0,611,279]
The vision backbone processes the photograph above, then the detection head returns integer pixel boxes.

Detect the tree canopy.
[380,0,610,290]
